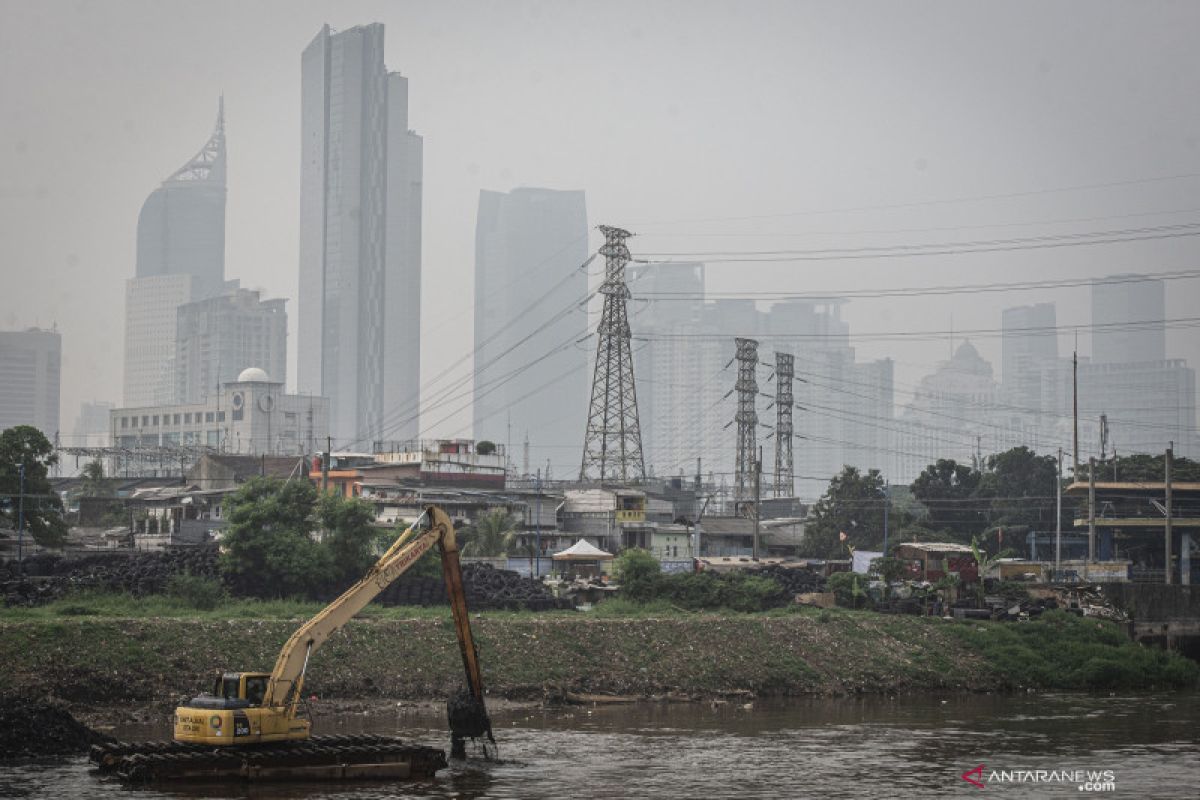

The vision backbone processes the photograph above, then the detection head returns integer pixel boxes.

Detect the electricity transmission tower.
[733,337,759,503]
[773,351,794,497]
[580,225,645,482]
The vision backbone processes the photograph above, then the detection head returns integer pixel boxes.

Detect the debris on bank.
[0,695,113,759]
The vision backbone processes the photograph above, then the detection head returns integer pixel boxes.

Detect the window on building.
[185,413,192,424]
[120,417,128,429]
[207,430,219,446]
[173,414,180,425]
[142,416,149,427]
[205,412,214,423]
[217,411,225,422]
[152,415,159,426]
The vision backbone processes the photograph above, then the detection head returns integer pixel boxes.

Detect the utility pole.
[1165,444,1173,585]
[1073,350,1079,477]
[534,468,543,579]
[16,463,25,568]
[1055,447,1063,579]
[322,435,331,492]
[882,481,890,555]
[752,447,762,560]
[580,225,645,482]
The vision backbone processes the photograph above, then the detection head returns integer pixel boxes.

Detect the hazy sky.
[2,0,1198,471]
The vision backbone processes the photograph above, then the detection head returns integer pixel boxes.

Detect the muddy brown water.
[0,692,1197,799]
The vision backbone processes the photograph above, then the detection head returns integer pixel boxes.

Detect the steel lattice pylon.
[773,351,794,497]
[734,338,759,503]
[579,226,646,482]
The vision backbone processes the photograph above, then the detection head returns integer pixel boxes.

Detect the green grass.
[945,610,1199,691]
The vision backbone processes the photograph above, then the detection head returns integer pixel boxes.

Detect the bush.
[828,571,871,609]
[613,549,662,602]
[719,573,790,612]
[167,573,226,610]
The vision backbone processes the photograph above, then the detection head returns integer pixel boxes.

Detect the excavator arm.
[260,506,490,743]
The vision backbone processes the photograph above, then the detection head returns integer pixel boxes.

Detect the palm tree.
[465,509,518,557]
[80,459,111,497]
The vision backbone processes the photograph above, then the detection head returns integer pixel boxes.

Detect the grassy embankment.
[0,593,1194,709]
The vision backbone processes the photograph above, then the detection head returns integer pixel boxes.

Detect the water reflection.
[0,692,1196,799]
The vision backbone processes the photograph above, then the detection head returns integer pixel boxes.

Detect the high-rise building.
[1092,275,1165,365]
[0,327,61,438]
[124,273,197,406]
[473,188,588,475]
[299,23,422,447]
[72,400,114,448]
[175,285,287,404]
[629,262,708,479]
[1001,302,1058,405]
[124,102,226,406]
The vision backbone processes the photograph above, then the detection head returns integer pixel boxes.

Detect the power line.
[633,316,1200,343]
[634,222,1200,262]
[631,170,1200,227]
[633,269,1200,301]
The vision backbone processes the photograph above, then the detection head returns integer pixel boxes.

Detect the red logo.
[961,764,985,789]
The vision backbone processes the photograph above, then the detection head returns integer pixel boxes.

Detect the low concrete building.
[112,368,329,456]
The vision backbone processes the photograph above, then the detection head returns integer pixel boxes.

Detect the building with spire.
[298,23,423,449]
[124,100,227,407]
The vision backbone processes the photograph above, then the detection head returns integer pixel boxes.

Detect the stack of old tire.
[1,547,219,607]
[748,563,827,595]
[377,563,572,611]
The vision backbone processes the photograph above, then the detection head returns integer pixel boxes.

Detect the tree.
[910,459,986,542]
[1092,453,1200,483]
[979,446,1068,533]
[318,493,379,590]
[80,459,112,498]
[219,477,330,599]
[0,426,67,548]
[476,440,496,456]
[462,509,517,557]
[613,547,661,602]
[801,466,887,558]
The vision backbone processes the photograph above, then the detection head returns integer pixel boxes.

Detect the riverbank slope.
[1,608,1194,714]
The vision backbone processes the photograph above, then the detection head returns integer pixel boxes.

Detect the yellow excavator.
[92,506,494,783]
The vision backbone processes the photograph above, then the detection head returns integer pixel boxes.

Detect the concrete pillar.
[1087,457,1096,579]
[1165,447,1173,585]
[1182,532,1191,586]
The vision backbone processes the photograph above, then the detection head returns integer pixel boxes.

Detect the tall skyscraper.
[1001,302,1058,400]
[473,188,588,475]
[629,262,707,478]
[0,327,62,438]
[175,286,288,404]
[124,102,226,406]
[1092,275,1165,365]
[299,23,422,447]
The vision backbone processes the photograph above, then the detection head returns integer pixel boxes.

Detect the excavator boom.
[170,505,492,751]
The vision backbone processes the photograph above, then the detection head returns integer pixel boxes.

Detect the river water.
[1,692,1197,799]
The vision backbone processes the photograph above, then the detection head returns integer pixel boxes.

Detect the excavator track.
[89,734,447,783]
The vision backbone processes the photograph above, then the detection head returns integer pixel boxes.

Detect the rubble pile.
[1,548,219,607]
[0,695,113,758]
[379,563,572,611]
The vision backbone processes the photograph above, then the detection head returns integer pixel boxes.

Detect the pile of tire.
[748,563,827,595]
[0,547,219,607]
[376,563,572,611]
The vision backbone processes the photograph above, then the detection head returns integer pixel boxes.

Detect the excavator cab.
[211,672,270,707]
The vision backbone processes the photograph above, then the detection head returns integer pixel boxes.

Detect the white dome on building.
[236,366,271,383]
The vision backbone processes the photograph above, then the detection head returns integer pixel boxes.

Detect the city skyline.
[3,2,1199,479]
